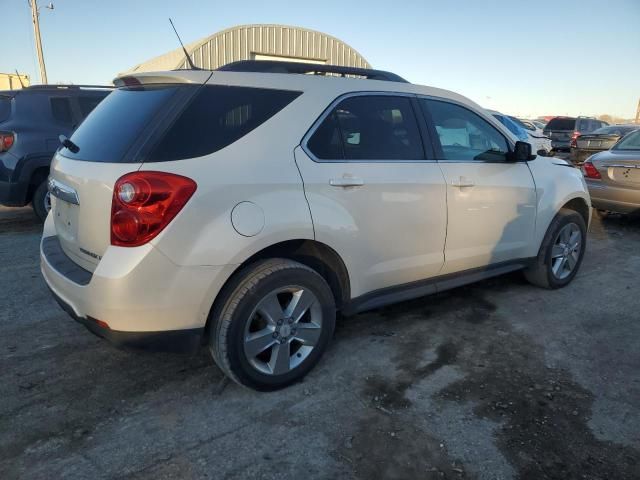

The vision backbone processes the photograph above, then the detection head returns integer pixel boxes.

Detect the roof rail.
[26,84,114,90]
[217,60,409,83]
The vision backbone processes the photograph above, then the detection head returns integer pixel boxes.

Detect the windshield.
[613,130,640,151]
[545,118,575,131]
[60,85,184,162]
[0,97,11,124]
[493,114,528,141]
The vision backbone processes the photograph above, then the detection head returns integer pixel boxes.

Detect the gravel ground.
[0,206,639,480]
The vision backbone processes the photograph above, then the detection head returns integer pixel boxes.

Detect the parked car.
[508,115,552,155]
[570,124,639,165]
[489,110,551,155]
[543,116,608,154]
[522,119,547,130]
[0,85,111,220]
[582,129,640,214]
[41,61,591,391]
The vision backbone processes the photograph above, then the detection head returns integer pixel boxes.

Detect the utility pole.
[635,98,640,125]
[29,1,54,84]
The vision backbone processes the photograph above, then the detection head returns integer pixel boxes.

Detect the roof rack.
[217,60,409,83]
[25,84,114,90]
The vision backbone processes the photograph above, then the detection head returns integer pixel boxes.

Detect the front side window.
[613,130,640,151]
[424,100,509,162]
[307,95,425,161]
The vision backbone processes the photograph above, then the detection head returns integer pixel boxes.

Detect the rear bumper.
[570,148,599,166]
[550,140,570,151]
[586,180,640,214]
[0,179,29,206]
[40,223,236,352]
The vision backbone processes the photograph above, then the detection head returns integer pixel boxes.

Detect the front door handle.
[451,176,475,188]
[329,177,364,187]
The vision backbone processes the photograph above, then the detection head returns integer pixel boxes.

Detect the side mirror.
[509,141,535,162]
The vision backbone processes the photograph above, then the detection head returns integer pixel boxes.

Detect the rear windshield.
[0,97,11,123]
[545,118,575,131]
[613,130,640,151]
[61,84,301,163]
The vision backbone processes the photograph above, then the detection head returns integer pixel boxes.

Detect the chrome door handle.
[329,177,364,187]
[451,177,475,188]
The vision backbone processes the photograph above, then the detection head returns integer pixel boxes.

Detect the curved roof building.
[125,24,371,74]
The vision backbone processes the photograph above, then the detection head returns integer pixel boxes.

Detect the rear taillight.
[111,171,197,247]
[570,131,581,148]
[0,132,15,152]
[582,161,601,179]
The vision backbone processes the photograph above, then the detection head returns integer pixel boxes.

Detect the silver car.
[583,129,640,214]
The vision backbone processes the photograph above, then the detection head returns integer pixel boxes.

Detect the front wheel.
[524,209,587,289]
[209,259,336,391]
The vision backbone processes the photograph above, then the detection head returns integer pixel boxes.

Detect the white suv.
[41,61,591,390]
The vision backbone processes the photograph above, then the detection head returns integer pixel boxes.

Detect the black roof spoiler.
[217,60,409,83]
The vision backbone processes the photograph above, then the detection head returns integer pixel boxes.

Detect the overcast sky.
[3,0,639,118]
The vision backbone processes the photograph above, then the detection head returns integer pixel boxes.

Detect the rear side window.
[424,99,509,162]
[148,86,301,162]
[613,130,640,151]
[546,118,576,131]
[307,95,425,161]
[50,97,73,125]
[0,97,11,123]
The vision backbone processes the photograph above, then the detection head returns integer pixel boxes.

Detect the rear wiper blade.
[59,134,80,153]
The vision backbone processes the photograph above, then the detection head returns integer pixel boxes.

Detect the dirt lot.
[0,206,639,480]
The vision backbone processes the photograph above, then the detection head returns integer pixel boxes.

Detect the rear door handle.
[329,177,364,187]
[451,176,475,188]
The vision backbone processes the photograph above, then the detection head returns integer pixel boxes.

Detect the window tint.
[307,95,424,161]
[50,97,73,125]
[148,86,301,162]
[307,112,343,159]
[78,95,106,118]
[424,100,509,162]
[545,118,575,131]
[62,85,181,162]
[613,130,640,151]
[0,97,10,123]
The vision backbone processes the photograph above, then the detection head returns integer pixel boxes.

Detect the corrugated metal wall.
[177,25,371,70]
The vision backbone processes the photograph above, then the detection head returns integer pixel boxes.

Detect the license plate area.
[52,197,80,245]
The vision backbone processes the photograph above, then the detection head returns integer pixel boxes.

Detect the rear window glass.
[78,95,107,118]
[61,86,181,162]
[613,130,640,151]
[545,118,575,131]
[0,97,11,123]
[148,85,301,162]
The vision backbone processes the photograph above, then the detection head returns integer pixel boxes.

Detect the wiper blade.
[59,134,80,153]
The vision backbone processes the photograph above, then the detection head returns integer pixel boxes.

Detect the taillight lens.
[570,131,581,148]
[0,132,15,152]
[111,171,197,247]
[582,161,601,179]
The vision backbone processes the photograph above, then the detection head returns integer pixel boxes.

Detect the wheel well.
[26,167,49,203]
[561,197,590,226]
[202,240,351,342]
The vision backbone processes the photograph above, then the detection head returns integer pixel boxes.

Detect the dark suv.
[543,116,608,154]
[0,85,111,220]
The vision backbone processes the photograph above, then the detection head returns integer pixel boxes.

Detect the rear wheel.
[524,209,587,289]
[209,259,336,391]
[32,180,51,222]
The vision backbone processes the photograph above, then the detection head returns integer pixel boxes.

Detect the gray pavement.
[0,206,638,479]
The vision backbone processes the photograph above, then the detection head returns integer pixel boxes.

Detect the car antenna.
[15,69,25,89]
[169,18,199,70]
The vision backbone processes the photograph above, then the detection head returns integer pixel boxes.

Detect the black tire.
[524,208,587,289]
[208,258,336,391]
[32,180,50,222]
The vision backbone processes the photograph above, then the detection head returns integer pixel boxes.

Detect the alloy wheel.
[243,286,323,376]
[550,222,582,280]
